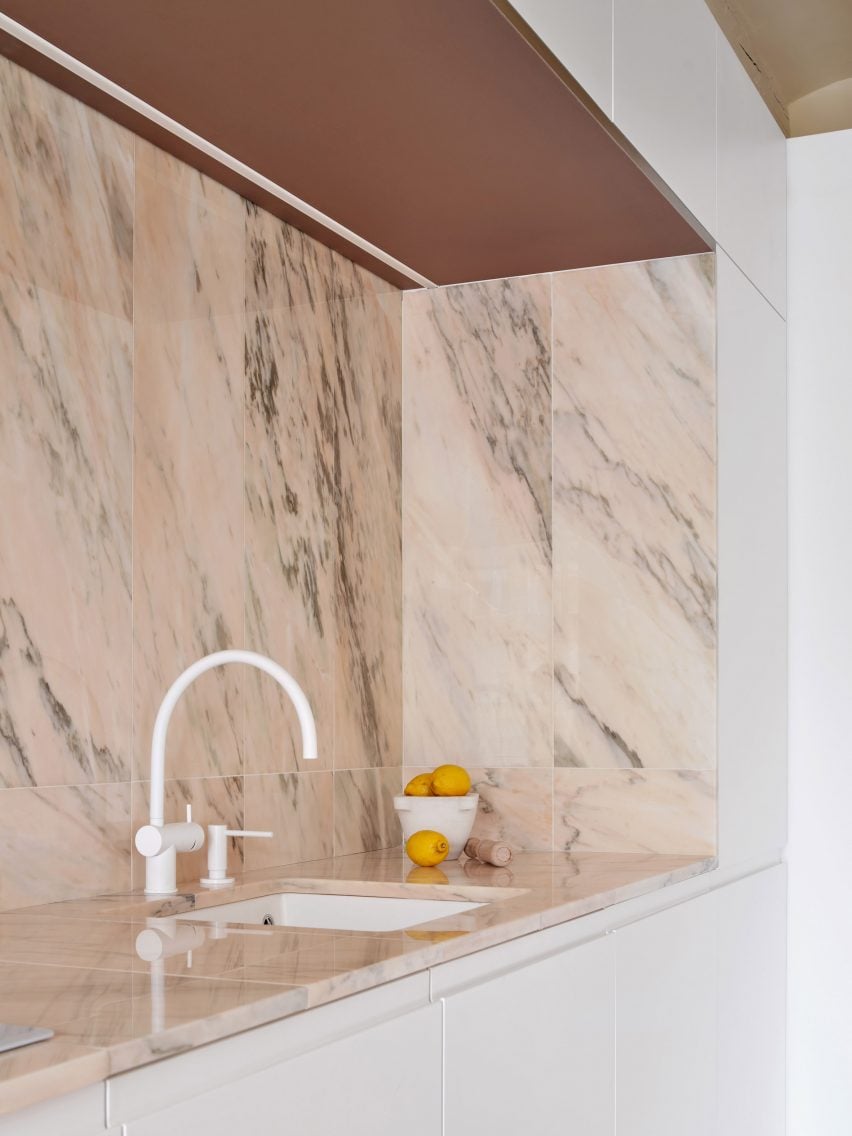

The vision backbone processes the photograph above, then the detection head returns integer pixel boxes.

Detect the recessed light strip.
[0,12,435,289]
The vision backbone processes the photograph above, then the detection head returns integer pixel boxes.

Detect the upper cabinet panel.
[509,0,613,116]
[613,0,717,236]
[716,252,787,868]
[717,33,787,316]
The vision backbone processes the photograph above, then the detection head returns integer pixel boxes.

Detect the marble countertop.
[0,849,714,1117]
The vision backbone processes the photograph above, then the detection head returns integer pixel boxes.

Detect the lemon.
[406,866,449,886]
[406,829,450,867]
[431,764,471,797]
[404,772,434,797]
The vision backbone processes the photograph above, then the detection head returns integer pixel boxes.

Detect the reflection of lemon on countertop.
[406,865,450,886]
[406,830,450,867]
[406,928,466,943]
[404,773,434,797]
[431,764,472,797]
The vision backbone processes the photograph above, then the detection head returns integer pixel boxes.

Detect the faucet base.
[145,845,178,896]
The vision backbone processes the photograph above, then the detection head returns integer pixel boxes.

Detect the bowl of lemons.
[395,765,479,863]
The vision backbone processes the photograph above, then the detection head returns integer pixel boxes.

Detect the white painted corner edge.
[0,12,435,289]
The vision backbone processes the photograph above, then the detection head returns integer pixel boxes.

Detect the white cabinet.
[510,0,613,116]
[717,31,787,315]
[716,865,786,1136]
[615,867,786,1136]
[613,0,717,234]
[0,1084,109,1136]
[443,934,615,1136]
[124,1001,442,1136]
[615,890,718,1136]
[717,250,787,870]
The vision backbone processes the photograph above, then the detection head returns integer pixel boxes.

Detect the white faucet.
[134,650,318,896]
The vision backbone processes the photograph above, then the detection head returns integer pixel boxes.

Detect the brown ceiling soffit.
[0,28,423,290]
[0,3,711,289]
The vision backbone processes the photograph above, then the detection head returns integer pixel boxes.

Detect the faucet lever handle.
[225,829,273,839]
[186,803,192,823]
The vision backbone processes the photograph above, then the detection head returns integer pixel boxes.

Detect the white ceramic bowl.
[394,793,479,860]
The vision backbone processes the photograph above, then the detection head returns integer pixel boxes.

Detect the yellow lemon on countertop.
[406,830,450,867]
[404,772,434,797]
[431,764,472,797]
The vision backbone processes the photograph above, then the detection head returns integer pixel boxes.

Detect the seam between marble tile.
[549,269,556,854]
[401,288,409,786]
[127,131,137,892]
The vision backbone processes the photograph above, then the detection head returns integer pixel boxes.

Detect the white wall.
[788,127,852,1136]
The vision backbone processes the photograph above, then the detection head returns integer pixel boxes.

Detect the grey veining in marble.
[332,256,403,771]
[552,254,716,773]
[0,55,133,794]
[403,275,553,768]
[244,207,337,774]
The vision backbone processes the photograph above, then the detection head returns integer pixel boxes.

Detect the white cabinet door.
[125,1001,442,1136]
[717,32,787,315]
[717,250,787,870]
[616,890,717,1136]
[613,0,717,234]
[716,865,786,1136]
[510,0,613,116]
[0,1084,108,1136]
[444,934,615,1136]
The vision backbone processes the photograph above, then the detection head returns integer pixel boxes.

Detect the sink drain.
[261,914,275,926]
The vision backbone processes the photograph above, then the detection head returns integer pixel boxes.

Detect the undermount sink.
[177,891,486,932]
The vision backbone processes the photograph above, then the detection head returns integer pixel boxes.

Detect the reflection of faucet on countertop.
[134,650,318,896]
[135,917,274,1033]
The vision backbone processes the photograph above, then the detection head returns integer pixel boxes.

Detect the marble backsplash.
[403,256,717,854]
[1,53,716,905]
[0,57,402,909]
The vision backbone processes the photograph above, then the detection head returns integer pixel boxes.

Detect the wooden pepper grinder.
[464,837,513,866]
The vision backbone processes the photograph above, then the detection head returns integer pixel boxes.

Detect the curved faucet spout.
[149,650,318,827]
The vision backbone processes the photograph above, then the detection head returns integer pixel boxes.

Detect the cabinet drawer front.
[125,1001,442,1136]
[444,934,615,1136]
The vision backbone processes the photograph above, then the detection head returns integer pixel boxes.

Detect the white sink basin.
[177,891,485,932]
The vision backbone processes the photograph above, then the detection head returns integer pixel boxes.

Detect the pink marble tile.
[466,767,554,852]
[244,209,336,773]
[133,139,245,323]
[0,961,130,1029]
[0,784,131,910]
[0,279,132,789]
[0,914,137,973]
[131,776,244,890]
[554,768,716,854]
[332,256,403,769]
[243,772,334,869]
[61,972,308,1071]
[132,141,245,784]
[333,767,402,856]
[402,276,552,768]
[552,255,716,771]
[0,56,133,319]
